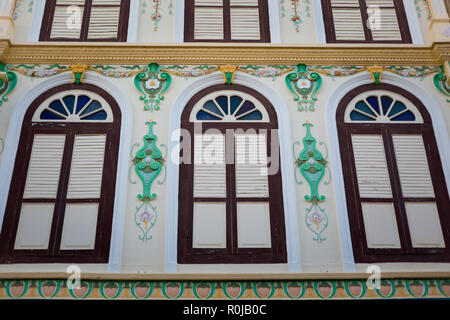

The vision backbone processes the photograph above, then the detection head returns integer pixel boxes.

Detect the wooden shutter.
[230,0,261,40]
[87,0,121,39]
[235,134,268,197]
[391,135,435,198]
[193,0,224,40]
[330,0,365,41]
[23,134,66,199]
[67,134,107,199]
[50,0,85,39]
[366,0,402,41]
[193,134,226,198]
[351,134,392,198]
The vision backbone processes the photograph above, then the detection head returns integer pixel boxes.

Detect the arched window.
[178,84,287,263]
[0,84,121,263]
[337,84,450,262]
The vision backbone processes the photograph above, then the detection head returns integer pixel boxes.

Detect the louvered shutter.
[23,134,66,199]
[50,0,85,39]
[235,134,268,197]
[48,0,123,40]
[351,134,392,198]
[194,0,224,40]
[193,134,226,198]
[67,134,107,199]
[391,135,435,198]
[366,0,402,41]
[230,0,261,41]
[330,0,365,41]
[329,0,404,42]
[87,0,121,39]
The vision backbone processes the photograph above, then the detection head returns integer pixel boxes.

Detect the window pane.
[405,202,445,248]
[192,202,227,248]
[50,5,85,39]
[60,203,99,250]
[87,6,121,39]
[361,202,401,248]
[194,7,224,40]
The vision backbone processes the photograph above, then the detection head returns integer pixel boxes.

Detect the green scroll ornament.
[134,63,172,111]
[0,63,17,106]
[294,122,330,243]
[131,121,166,242]
[433,65,450,102]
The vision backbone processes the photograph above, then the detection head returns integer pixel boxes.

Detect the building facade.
[0,0,449,300]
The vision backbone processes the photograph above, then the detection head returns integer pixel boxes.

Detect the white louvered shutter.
[351,134,392,198]
[23,135,66,199]
[235,134,269,198]
[67,134,107,199]
[366,0,402,41]
[194,0,224,40]
[330,0,365,41]
[391,135,435,198]
[50,0,85,39]
[87,0,121,39]
[193,134,226,198]
[230,0,260,40]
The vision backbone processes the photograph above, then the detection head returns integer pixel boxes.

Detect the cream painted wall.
[10,0,433,44]
[0,66,448,274]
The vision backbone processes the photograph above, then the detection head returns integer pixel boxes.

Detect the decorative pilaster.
[427,0,450,42]
[0,0,15,40]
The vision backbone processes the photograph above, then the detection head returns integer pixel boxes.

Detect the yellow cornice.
[0,41,448,66]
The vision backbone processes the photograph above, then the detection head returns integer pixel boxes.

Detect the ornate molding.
[0,43,448,65]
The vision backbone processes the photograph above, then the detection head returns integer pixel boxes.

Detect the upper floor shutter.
[326,0,408,43]
[46,0,126,41]
[191,0,265,42]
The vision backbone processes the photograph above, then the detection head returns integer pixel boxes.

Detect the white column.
[428,0,450,42]
[0,0,15,39]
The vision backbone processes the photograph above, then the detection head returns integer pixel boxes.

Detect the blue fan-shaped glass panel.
[76,95,91,114]
[79,100,103,117]
[230,96,243,115]
[366,96,380,115]
[82,110,107,121]
[354,101,377,118]
[62,95,75,115]
[40,109,66,120]
[380,96,393,115]
[235,101,256,117]
[388,101,407,118]
[48,100,68,117]
[215,96,228,115]
[202,100,223,117]
[237,110,263,121]
[391,110,416,121]
[350,110,375,121]
[196,110,221,121]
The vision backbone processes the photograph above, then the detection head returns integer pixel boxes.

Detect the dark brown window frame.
[184,0,271,43]
[178,84,287,264]
[0,83,121,264]
[321,0,412,44]
[39,0,131,42]
[337,83,450,263]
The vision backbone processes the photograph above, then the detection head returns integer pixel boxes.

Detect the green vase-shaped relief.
[134,63,172,111]
[286,64,322,111]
